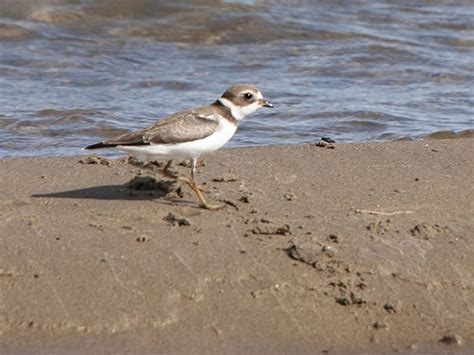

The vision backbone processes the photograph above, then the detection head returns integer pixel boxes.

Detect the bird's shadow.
[32,173,187,201]
[32,184,178,202]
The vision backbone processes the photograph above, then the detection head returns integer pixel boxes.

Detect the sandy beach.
[1,139,473,354]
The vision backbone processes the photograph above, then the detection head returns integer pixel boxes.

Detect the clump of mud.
[311,137,336,149]
[119,156,165,173]
[126,176,174,191]
[367,219,392,235]
[251,223,291,236]
[163,212,191,227]
[79,156,110,166]
[213,173,238,182]
[286,240,322,265]
[410,223,449,240]
[125,176,184,199]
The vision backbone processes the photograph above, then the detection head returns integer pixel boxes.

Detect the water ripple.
[0,0,473,158]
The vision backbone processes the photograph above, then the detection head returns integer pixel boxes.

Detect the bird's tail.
[84,142,118,150]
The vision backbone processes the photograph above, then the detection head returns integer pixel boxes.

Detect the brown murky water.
[0,0,473,158]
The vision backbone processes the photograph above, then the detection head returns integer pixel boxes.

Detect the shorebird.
[84,84,273,209]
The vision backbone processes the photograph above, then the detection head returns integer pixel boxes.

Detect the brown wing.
[85,109,219,149]
[144,111,218,144]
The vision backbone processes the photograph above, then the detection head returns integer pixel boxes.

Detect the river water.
[0,0,473,158]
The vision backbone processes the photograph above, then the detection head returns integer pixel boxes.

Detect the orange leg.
[162,160,222,210]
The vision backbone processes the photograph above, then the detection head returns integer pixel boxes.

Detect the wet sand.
[1,139,473,354]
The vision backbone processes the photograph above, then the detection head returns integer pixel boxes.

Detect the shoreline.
[1,139,473,353]
[2,128,474,160]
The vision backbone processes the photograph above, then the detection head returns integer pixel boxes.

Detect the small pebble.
[439,334,463,345]
[283,192,296,201]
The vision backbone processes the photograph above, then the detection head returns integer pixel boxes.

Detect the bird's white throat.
[218,97,261,121]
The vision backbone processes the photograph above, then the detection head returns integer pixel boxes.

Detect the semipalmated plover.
[85,84,273,209]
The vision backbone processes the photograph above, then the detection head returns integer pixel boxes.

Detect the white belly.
[117,119,237,161]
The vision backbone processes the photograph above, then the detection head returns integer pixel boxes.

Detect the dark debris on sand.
[78,156,110,165]
[410,223,449,240]
[252,223,291,236]
[311,138,336,149]
[367,219,392,235]
[125,176,185,199]
[212,173,238,182]
[126,176,175,191]
[163,212,191,227]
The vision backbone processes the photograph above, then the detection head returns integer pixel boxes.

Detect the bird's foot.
[199,202,224,210]
[185,180,221,210]
[162,166,217,209]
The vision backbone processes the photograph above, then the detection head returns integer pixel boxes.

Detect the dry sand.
[1,139,473,354]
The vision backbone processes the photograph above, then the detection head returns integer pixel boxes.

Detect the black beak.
[261,100,273,108]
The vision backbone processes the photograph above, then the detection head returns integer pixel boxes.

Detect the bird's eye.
[244,92,253,100]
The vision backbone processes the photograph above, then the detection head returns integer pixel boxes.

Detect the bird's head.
[218,84,273,121]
